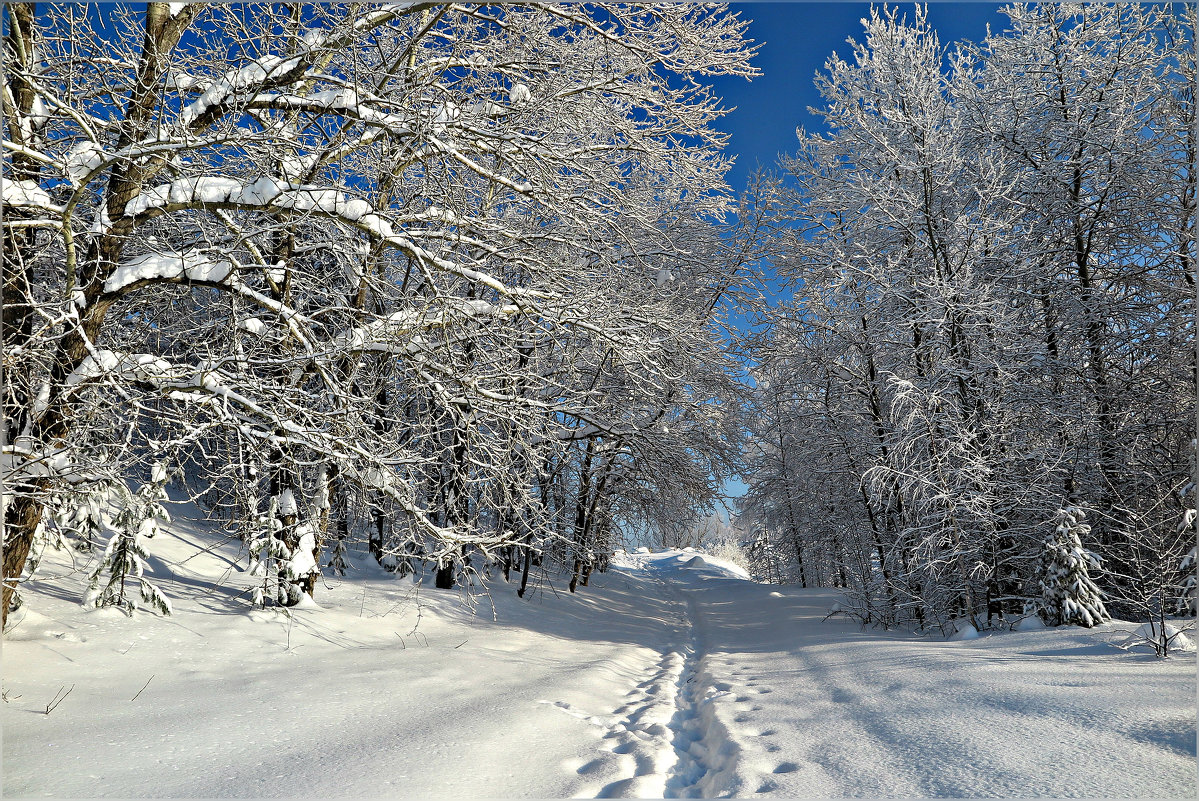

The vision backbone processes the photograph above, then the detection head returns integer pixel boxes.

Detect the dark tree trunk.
[434,561,455,590]
[568,440,596,593]
[370,496,386,565]
[517,545,533,598]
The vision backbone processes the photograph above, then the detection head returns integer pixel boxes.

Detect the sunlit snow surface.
[3,506,1195,798]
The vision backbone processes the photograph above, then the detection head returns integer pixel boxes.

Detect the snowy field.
[2,509,1196,798]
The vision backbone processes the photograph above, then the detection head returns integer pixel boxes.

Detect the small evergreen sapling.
[248,497,290,607]
[83,464,173,616]
[275,487,319,605]
[1036,506,1110,627]
[286,522,320,603]
[327,536,350,577]
[247,489,321,606]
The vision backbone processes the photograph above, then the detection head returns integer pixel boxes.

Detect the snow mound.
[608,550,640,570]
[291,592,323,611]
[1120,622,1196,653]
[947,620,980,641]
[1014,615,1046,632]
[667,551,749,580]
[687,553,750,581]
[2,607,55,641]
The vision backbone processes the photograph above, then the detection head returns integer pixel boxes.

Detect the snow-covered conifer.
[84,477,172,617]
[327,536,350,578]
[248,497,289,608]
[1036,507,1110,628]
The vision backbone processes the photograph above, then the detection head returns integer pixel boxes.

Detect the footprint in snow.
[538,699,604,727]
[773,762,801,774]
[575,758,608,775]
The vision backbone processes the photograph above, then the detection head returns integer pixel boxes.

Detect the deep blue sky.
[711,2,1008,191]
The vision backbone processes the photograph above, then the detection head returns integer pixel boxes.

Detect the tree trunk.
[568,440,596,593]
[434,561,455,590]
[517,544,533,598]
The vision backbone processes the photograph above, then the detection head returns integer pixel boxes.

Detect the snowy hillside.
[2,510,1195,799]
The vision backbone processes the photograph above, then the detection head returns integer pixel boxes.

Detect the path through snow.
[2,523,1195,798]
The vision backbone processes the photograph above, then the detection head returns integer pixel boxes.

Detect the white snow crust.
[3,510,1195,799]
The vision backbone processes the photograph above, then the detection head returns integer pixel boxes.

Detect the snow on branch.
[177,3,435,129]
[248,86,415,135]
[65,349,179,389]
[332,298,525,353]
[122,176,552,303]
[103,250,234,294]
[2,178,63,215]
[124,175,371,220]
[180,54,305,125]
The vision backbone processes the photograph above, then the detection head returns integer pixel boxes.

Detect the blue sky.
[710,2,1009,190]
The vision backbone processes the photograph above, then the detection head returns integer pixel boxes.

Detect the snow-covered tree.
[2,3,758,625]
[248,496,288,609]
[83,467,173,617]
[1036,507,1109,628]
[739,4,1192,631]
[966,3,1194,588]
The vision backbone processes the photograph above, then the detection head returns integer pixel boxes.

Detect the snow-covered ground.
[3,510,1196,798]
